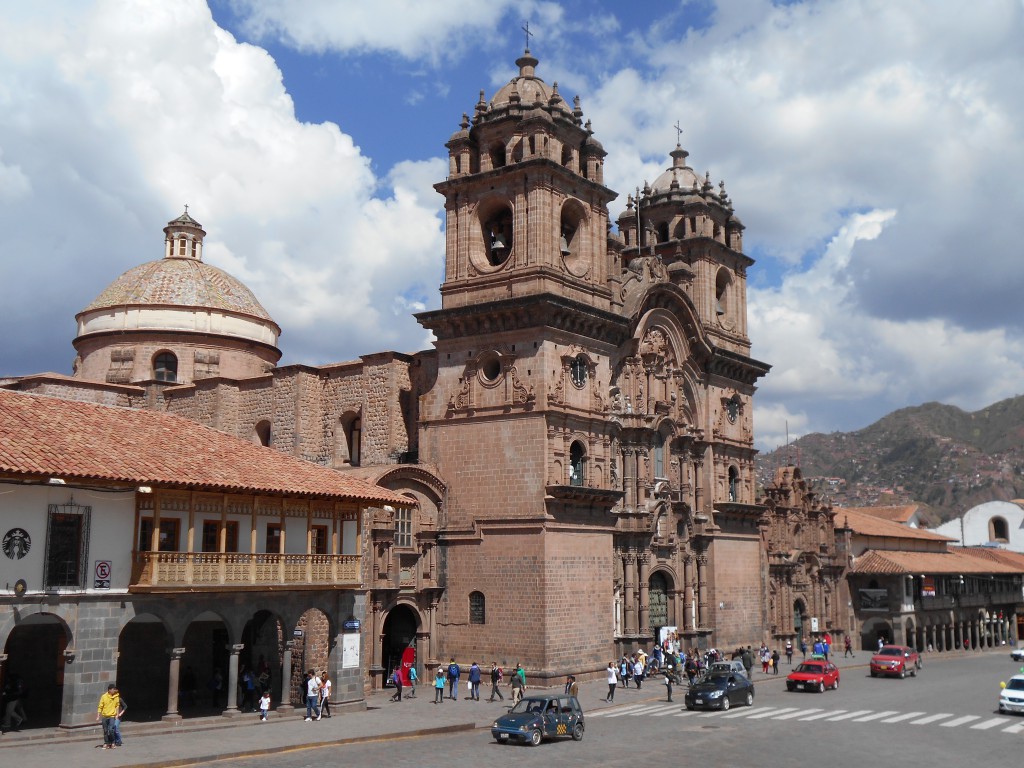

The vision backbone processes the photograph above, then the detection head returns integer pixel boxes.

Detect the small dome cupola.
[164,207,206,261]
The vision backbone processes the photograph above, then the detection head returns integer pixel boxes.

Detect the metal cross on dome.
[674,121,683,144]
[522,21,534,50]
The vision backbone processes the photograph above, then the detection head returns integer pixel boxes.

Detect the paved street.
[2,649,1021,767]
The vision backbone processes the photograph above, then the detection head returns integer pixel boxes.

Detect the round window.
[481,356,502,383]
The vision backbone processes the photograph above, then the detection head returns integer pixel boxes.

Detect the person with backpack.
[468,661,482,701]
[389,667,403,702]
[488,662,504,701]
[446,658,460,701]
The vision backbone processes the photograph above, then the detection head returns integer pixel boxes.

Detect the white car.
[999,674,1024,715]
[1011,647,1024,662]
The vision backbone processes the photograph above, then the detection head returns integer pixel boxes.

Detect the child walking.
[258,691,271,721]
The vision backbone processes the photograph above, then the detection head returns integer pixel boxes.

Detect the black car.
[684,672,755,711]
[491,695,585,746]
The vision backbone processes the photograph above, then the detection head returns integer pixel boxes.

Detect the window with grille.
[395,508,412,548]
[469,591,485,624]
[44,499,91,589]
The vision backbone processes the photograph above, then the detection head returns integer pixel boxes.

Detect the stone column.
[278,640,295,713]
[163,647,186,721]
[623,449,636,509]
[696,553,709,628]
[1012,613,1019,645]
[623,553,637,635]
[637,554,650,636]
[224,643,244,714]
[428,601,439,663]
[683,555,695,631]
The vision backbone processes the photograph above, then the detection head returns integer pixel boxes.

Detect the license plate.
[498,733,508,740]
[695,699,703,705]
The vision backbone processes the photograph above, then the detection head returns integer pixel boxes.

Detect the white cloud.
[0,0,444,375]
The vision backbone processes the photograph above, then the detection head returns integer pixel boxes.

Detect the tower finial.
[674,120,683,145]
[521,20,534,52]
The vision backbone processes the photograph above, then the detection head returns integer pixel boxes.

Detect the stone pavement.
[0,648,955,768]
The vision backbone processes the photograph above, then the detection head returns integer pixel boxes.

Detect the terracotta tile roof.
[0,390,412,506]
[848,504,920,523]
[951,546,1024,570]
[836,507,951,542]
[852,548,1022,575]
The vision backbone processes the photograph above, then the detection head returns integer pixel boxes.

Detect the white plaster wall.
[0,483,135,595]
[930,501,1024,552]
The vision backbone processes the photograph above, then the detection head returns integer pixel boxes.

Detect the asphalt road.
[213,652,1024,768]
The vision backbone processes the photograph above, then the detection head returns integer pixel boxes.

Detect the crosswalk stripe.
[591,704,650,717]
[941,715,981,728]
[1003,722,1024,734]
[881,712,925,723]
[853,710,898,722]
[634,704,680,716]
[910,713,954,725]
[651,706,684,717]
[747,707,798,720]
[801,709,844,721]
[674,710,700,717]
[720,706,780,719]
[774,708,821,720]
[971,717,1009,730]
[826,710,872,721]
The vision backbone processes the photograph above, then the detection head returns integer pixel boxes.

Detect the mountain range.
[755,395,1024,525]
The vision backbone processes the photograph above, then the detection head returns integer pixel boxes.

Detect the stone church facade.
[4,50,844,686]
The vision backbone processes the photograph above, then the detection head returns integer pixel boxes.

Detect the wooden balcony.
[130,551,362,591]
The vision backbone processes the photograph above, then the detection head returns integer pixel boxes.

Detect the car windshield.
[877,647,903,657]
[795,663,824,673]
[1006,679,1024,691]
[510,699,548,715]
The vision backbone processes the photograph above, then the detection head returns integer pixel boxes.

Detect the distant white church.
[929,501,1024,552]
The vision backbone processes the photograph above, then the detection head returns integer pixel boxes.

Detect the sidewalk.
[0,648,983,768]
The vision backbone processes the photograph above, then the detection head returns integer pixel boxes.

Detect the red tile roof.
[0,390,412,506]
[846,504,920,523]
[852,548,1022,575]
[836,507,950,542]
[950,546,1024,570]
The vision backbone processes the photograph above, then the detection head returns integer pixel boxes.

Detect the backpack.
[448,663,459,679]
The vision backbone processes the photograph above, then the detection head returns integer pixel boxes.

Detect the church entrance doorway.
[3,613,69,730]
[793,599,807,645]
[381,605,418,687]
[649,572,670,641]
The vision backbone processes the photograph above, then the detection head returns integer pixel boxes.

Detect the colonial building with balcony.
[838,506,1023,652]
[0,389,412,729]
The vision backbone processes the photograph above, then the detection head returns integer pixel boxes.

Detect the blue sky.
[2,1,1023,451]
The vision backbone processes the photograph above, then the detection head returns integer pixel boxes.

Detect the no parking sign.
[94,560,112,589]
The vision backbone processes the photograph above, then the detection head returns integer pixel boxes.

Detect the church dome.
[650,144,702,194]
[487,50,574,118]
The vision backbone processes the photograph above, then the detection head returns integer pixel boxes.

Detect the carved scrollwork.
[447,375,473,411]
[509,366,535,404]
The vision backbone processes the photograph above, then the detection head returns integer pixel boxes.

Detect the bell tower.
[434,50,617,311]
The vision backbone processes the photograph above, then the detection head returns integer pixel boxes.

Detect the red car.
[786,660,840,692]
[870,645,921,678]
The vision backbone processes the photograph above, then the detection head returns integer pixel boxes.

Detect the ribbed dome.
[489,50,573,117]
[82,257,274,321]
[651,144,701,194]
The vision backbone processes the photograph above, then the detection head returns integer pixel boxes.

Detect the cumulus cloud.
[0,0,444,376]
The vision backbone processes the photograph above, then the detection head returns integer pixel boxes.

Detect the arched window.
[482,205,514,267]
[728,466,739,502]
[657,222,669,242]
[569,441,586,487]
[153,352,178,382]
[989,516,1009,542]
[715,269,731,318]
[254,420,271,446]
[395,507,412,548]
[469,591,485,624]
[489,142,506,169]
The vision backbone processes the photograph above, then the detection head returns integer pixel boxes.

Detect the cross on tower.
[674,121,683,145]
[521,21,534,51]
[184,203,189,214]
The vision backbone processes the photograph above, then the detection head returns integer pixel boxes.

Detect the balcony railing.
[131,551,361,589]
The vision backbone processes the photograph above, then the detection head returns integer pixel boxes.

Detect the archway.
[3,613,70,729]
[649,572,671,640]
[240,610,284,708]
[860,616,893,651]
[382,605,419,687]
[117,614,171,720]
[793,599,807,645]
[290,608,332,706]
[181,611,229,713]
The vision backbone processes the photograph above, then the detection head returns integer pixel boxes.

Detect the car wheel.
[686,703,694,711]
[787,683,795,692]
[529,729,542,747]
[721,697,731,711]
[571,723,584,742]
[832,678,839,690]
[494,736,505,744]
[911,666,917,677]
[899,667,906,679]
[870,670,877,678]
[745,691,754,707]
[817,681,826,693]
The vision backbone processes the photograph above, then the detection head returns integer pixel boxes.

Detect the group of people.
[427,660,526,705]
[302,669,332,722]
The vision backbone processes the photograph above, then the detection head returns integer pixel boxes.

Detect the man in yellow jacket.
[96,684,125,749]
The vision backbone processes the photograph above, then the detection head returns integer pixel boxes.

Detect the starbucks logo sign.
[3,528,31,560]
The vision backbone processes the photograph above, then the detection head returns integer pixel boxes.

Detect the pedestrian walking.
[785,640,794,665]
[319,673,332,717]
[619,657,630,688]
[633,657,644,689]
[468,662,481,701]
[95,683,123,749]
[303,670,321,721]
[605,662,617,702]
[1,674,27,732]
[742,646,754,678]
[800,637,808,659]
[771,649,780,675]
[447,658,460,700]
[433,666,445,704]
[844,634,854,658]
[389,668,404,702]
[407,664,417,698]
[488,662,505,701]
[258,690,271,721]
[664,669,674,702]
[509,666,524,705]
